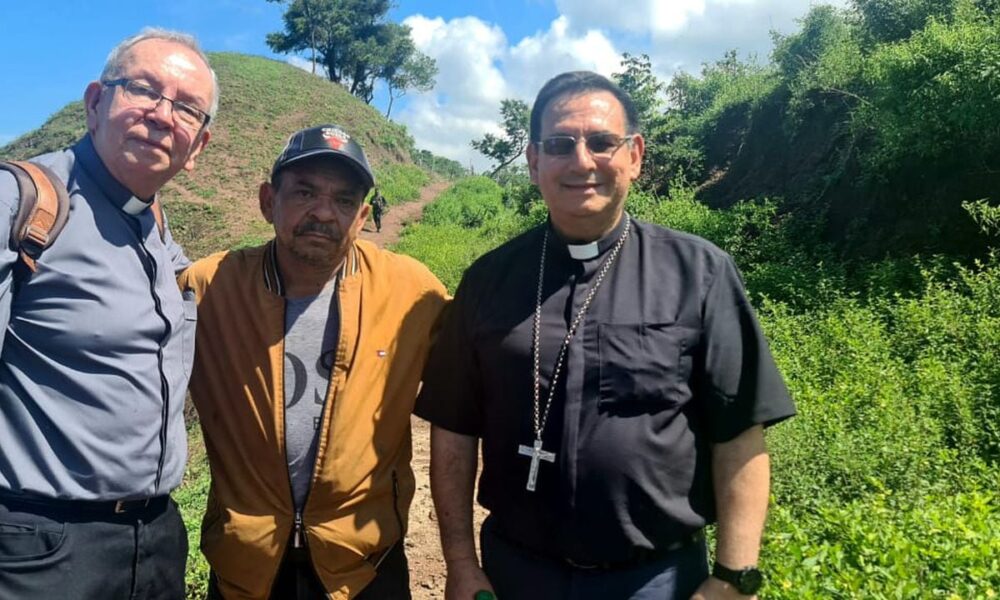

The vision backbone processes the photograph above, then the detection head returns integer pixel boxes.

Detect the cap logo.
[322,127,350,151]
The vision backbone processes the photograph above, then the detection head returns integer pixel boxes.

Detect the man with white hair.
[0,28,217,599]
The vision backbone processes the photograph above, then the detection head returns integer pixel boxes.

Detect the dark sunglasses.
[538,133,632,157]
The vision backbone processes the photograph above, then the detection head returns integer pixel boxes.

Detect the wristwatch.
[712,561,763,595]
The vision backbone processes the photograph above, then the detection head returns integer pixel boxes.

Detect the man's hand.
[444,556,495,600]
[690,575,756,600]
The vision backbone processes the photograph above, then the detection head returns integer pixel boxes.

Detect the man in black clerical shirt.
[415,71,795,600]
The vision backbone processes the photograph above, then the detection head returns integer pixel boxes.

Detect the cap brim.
[273,149,375,188]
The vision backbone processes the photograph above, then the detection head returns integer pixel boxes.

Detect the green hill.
[0,52,419,258]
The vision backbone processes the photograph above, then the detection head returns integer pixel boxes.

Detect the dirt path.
[358,180,450,244]
[357,179,468,599]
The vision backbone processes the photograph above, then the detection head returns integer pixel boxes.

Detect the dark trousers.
[481,517,709,600]
[373,211,383,232]
[0,495,187,600]
[208,541,410,600]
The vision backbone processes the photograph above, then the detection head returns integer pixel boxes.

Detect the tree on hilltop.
[266,0,436,105]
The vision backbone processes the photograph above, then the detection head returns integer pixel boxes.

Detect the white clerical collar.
[567,241,600,260]
[122,196,153,216]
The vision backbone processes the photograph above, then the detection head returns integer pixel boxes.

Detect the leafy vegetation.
[592,0,1000,260]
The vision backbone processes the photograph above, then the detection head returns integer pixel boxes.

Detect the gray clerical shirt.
[0,135,193,501]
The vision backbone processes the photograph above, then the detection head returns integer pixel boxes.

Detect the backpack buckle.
[24,223,51,248]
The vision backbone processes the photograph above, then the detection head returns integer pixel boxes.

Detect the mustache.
[293,221,341,239]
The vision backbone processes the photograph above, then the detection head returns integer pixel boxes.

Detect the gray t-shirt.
[283,281,340,509]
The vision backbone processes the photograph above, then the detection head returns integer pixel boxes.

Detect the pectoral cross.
[518,439,556,492]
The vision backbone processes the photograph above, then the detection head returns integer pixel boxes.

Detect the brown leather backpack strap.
[0,160,71,272]
[150,197,165,242]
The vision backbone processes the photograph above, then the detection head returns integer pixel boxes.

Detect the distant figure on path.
[180,124,448,599]
[0,28,216,599]
[371,187,388,232]
[417,71,796,600]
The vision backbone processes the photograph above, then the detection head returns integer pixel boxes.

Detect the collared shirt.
[416,214,795,564]
[0,135,193,500]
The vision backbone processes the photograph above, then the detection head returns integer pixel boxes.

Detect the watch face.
[737,568,764,594]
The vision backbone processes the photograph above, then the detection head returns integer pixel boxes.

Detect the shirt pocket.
[598,322,695,411]
[181,289,198,377]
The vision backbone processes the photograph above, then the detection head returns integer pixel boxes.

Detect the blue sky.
[0,0,844,170]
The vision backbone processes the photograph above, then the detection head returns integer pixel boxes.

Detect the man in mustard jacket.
[179,124,448,599]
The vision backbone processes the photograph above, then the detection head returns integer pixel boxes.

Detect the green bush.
[857,7,1000,176]
[763,490,1000,598]
[420,176,506,228]
[394,222,500,292]
[395,176,536,291]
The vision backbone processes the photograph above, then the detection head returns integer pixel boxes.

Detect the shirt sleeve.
[0,171,22,350]
[414,269,485,436]
[700,254,795,443]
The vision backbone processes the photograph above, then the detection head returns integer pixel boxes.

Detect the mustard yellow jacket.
[178,240,448,599]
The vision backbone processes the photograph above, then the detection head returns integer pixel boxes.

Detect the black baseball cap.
[271,124,375,188]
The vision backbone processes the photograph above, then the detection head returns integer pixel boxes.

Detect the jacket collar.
[262,240,359,298]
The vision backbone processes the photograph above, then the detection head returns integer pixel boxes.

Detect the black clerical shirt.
[415,215,795,565]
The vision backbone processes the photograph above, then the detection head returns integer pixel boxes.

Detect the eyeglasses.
[103,79,211,131]
[537,133,632,158]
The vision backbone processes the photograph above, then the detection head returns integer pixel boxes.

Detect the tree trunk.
[489,147,526,178]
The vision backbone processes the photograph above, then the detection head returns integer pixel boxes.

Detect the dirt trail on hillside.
[358,180,450,244]
[359,179,478,599]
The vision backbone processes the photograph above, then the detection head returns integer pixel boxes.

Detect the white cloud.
[647,0,851,76]
[395,1,850,172]
[404,15,510,114]
[505,16,621,98]
[398,14,620,172]
[556,0,709,36]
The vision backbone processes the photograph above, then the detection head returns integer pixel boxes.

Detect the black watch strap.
[712,561,763,595]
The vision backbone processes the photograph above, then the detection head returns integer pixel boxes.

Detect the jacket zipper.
[293,511,305,548]
[284,272,343,550]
